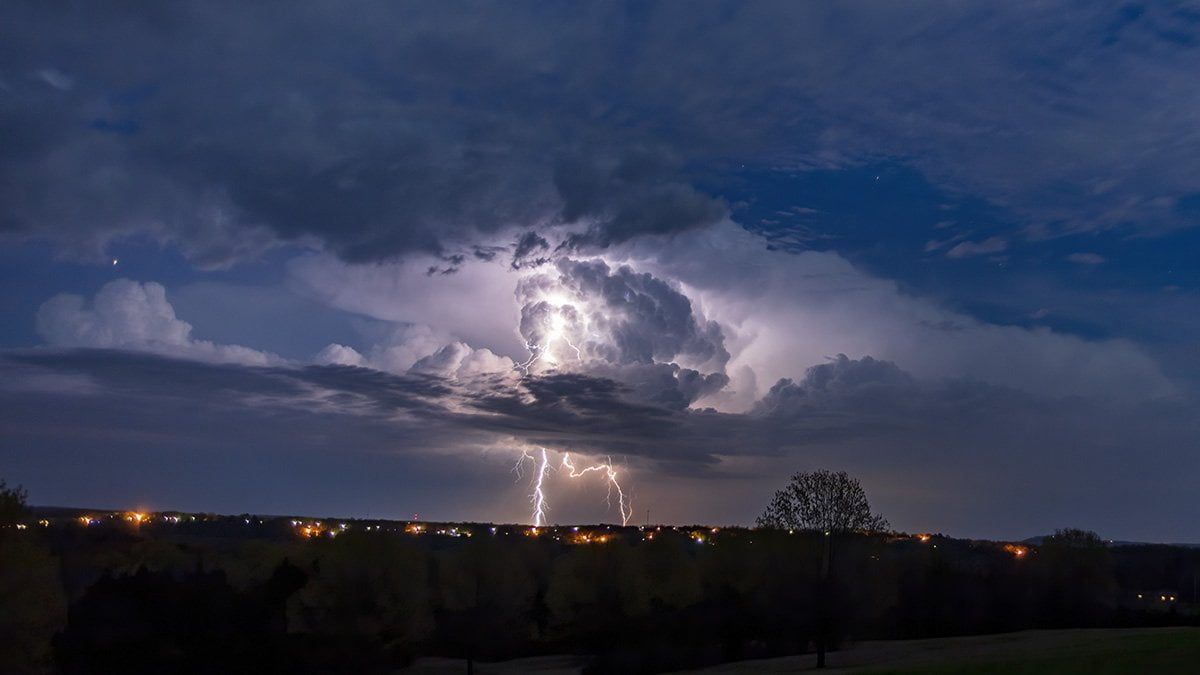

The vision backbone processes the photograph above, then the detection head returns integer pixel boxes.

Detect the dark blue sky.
[2,2,1198,540]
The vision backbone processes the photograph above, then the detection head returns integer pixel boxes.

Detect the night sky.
[2,2,1198,541]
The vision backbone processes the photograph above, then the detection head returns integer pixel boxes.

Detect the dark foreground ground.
[399,627,1200,674]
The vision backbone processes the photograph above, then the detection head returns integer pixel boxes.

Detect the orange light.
[918,534,931,542]
[1003,544,1028,558]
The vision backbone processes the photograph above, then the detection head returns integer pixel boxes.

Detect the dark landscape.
[3,487,1199,673]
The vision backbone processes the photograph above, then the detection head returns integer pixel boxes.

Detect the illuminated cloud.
[516,258,728,373]
[36,279,280,366]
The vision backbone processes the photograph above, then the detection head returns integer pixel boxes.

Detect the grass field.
[860,628,1200,674]
[399,627,1200,673]
[693,627,1200,673]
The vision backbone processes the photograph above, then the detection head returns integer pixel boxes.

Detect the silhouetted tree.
[758,470,888,668]
[435,539,538,670]
[287,532,433,667]
[0,537,67,674]
[1037,528,1115,626]
[756,470,888,533]
[0,479,30,528]
[55,563,307,675]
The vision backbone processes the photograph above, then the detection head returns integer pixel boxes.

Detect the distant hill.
[1023,534,1200,549]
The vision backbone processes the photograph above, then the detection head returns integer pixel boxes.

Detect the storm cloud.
[3,2,1199,539]
[4,348,1196,538]
[5,2,1200,266]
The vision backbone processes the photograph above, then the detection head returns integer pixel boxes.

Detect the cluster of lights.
[291,520,347,538]
[71,512,198,528]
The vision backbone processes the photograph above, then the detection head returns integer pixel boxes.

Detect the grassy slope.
[690,627,1200,673]
[864,628,1200,674]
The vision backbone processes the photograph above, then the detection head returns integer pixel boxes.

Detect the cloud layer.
[4,347,1196,539]
[4,2,1200,266]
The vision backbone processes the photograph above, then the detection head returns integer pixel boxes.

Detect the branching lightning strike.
[562,453,632,526]
[514,447,633,526]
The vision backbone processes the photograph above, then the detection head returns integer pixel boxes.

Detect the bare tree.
[756,470,888,533]
[758,470,887,669]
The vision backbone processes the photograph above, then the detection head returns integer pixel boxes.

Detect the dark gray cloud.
[753,355,917,417]
[0,348,742,468]
[555,150,728,251]
[4,2,1198,266]
[510,231,551,270]
[6,348,1198,540]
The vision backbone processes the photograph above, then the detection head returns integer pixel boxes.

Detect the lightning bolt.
[562,452,633,526]
[516,342,542,375]
[514,448,633,527]
[515,448,552,527]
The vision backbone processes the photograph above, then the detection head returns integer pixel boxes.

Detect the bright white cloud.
[36,279,281,366]
[613,223,1175,408]
[288,253,526,360]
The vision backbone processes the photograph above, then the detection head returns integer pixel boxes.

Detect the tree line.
[2,476,1198,673]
